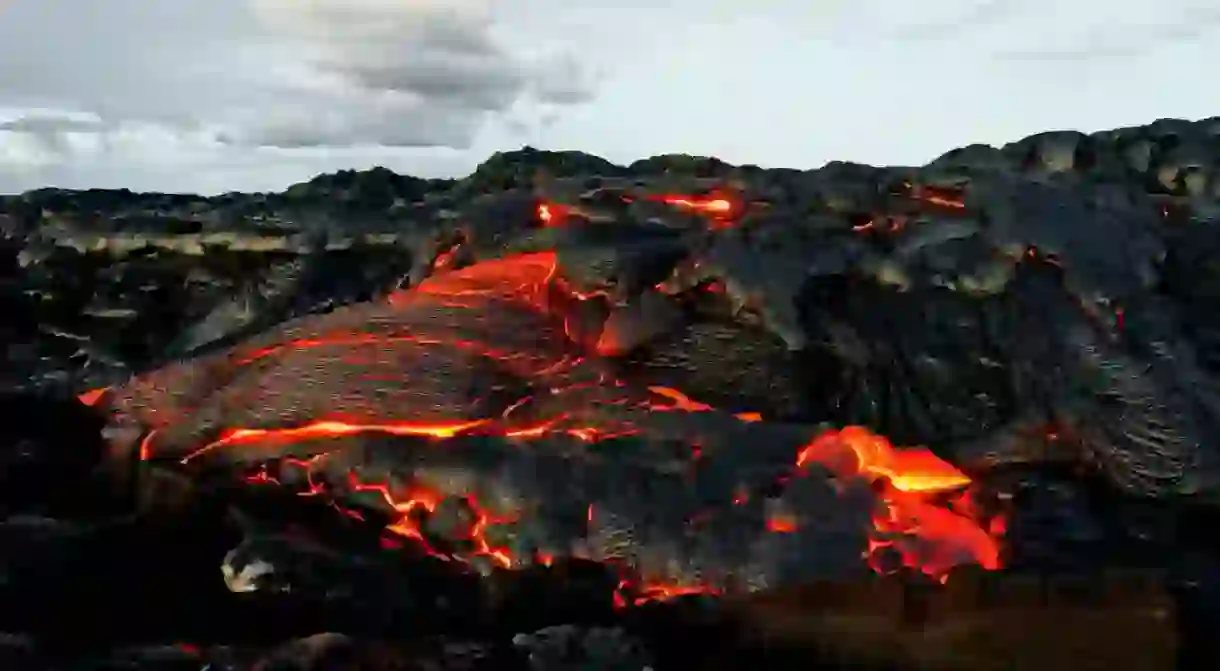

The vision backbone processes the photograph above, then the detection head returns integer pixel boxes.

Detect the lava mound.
[94,248,1003,597]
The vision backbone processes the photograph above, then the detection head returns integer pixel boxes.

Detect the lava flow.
[95,248,1004,600]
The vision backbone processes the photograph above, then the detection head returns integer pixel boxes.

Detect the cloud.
[853,0,1220,63]
[0,112,106,136]
[0,0,596,157]
[989,4,1220,62]
[889,0,1020,41]
[0,111,104,162]
[0,118,477,195]
[3,0,1216,196]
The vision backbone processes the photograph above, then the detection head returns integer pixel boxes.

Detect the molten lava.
[537,202,563,227]
[78,386,109,406]
[796,427,1000,581]
[98,247,1004,602]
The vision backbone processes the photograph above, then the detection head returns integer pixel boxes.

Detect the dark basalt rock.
[0,392,109,514]
[512,625,653,671]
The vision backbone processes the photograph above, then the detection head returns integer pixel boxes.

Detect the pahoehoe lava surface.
[7,116,1220,668]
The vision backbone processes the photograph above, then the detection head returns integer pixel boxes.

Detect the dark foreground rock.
[5,117,1220,668]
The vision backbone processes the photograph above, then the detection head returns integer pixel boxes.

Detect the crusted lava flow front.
[95,249,1004,601]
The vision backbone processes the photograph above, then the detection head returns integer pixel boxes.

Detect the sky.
[0,0,1217,195]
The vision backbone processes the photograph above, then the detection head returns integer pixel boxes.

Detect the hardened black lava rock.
[512,625,653,671]
[0,392,109,514]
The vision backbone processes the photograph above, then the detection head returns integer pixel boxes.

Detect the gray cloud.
[991,5,1220,62]
[0,114,106,135]
[0,111,109,166]
[0,0,596,155]
[214,94,484,149]
[3,0,1217,196]
[890,0,1020,41]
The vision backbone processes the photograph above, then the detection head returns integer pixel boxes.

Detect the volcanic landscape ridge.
[3,116,1220,669]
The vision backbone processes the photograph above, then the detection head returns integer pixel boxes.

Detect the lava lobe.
[93,250,1004,598]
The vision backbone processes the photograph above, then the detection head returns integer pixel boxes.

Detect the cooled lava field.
[4,117,1220,670]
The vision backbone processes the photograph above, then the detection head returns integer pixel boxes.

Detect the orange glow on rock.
[796,426,971,493]
[181,419,490,463]
[653,193,738,229]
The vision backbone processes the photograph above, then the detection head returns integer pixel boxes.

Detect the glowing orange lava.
[658,195,732,214]
[644,386,765,423]
[795,426,999,582]
[537,191,740,231]
[78,386,110,406]
[797,426,972,494]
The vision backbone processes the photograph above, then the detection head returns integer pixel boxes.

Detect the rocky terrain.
[3,117,1220,669]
